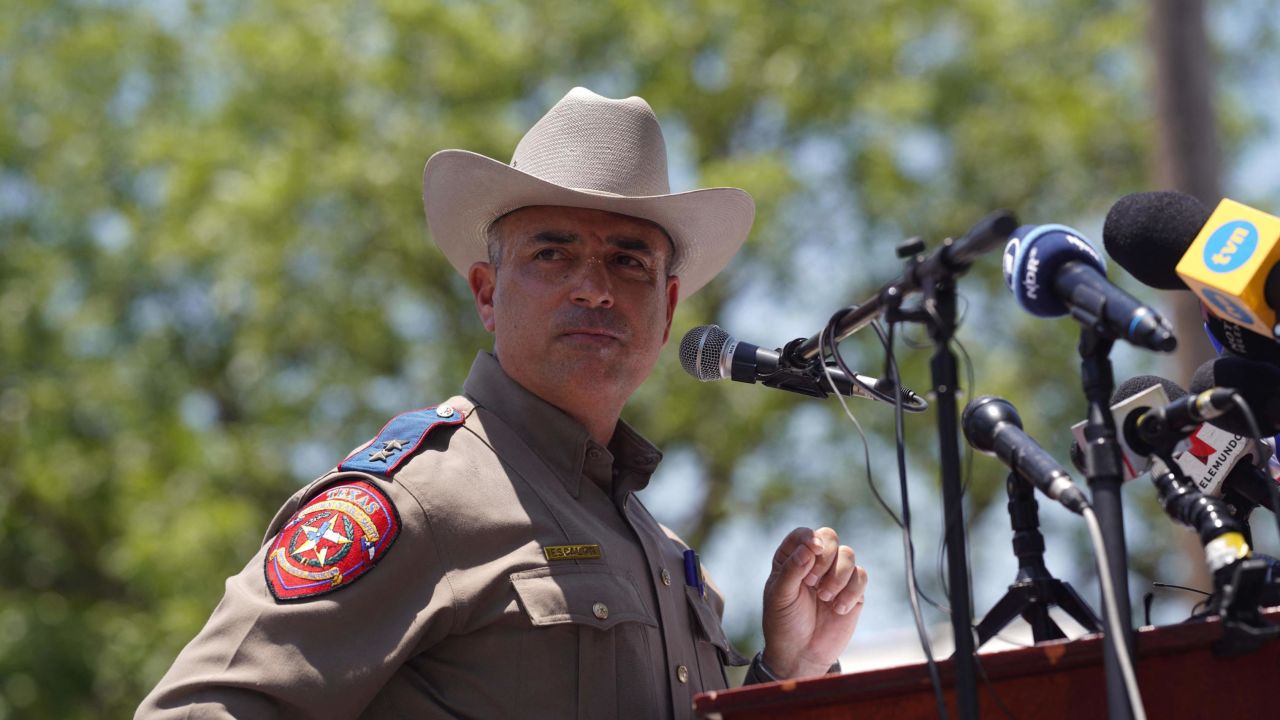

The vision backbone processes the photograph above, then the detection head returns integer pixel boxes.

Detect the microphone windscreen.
[1189,356,1280,436]
[1111,374,1188,404]
[1102,191,1211,290]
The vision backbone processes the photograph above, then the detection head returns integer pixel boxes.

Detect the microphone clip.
[756,338,841,399]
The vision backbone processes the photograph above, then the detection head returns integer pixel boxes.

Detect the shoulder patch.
[264,480,401,602]
[339,405,466,476]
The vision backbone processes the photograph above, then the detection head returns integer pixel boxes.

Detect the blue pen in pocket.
[683,549,705,596]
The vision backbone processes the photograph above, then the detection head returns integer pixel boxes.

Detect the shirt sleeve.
[135,474,455,719]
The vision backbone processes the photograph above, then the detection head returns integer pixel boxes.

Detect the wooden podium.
[694,612,1279,718]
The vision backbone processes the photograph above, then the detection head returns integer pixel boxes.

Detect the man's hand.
[761,526,868,679]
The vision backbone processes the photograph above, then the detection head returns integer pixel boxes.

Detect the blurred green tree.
[1,0,1274,717]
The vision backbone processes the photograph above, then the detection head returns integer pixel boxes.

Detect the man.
[138,87,867,719]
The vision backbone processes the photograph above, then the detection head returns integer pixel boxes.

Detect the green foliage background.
[2,1,1276,717]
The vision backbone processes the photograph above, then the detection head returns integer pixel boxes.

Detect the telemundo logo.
[1203,220,1259,273]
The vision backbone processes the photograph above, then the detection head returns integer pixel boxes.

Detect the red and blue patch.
[264,481,401,602]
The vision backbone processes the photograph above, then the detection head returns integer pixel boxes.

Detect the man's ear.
[469,261,497,333]
[661,275,679,343]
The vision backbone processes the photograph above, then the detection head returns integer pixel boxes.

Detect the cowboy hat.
[422,87,755,299]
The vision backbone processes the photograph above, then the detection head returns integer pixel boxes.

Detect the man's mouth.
[560,328,623,341]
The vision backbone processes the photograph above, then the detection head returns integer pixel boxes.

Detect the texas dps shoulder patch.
[264,481,401,602]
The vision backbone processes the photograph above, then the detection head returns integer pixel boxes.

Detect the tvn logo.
[1203,220,1259,273]
[1202,287,1256,327]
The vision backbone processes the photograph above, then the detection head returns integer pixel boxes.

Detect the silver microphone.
[678,324,927,411]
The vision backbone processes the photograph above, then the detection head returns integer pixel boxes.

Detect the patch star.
[381,439,408,451]
[367,448,393,462]
[292,518,352,562]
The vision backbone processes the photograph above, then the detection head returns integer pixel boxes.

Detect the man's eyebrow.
[528,231,661,256]
[609,236,658,255]
[530,230,578,245]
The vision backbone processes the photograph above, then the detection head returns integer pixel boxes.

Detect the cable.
[1228,392,1280,546]
[1082,507,1148,720]
[816,316,901,527]
[820,317,949,720]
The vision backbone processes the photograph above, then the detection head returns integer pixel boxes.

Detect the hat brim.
[422,149,754,300]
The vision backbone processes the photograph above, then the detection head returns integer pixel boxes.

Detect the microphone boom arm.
[789,210,1019,363]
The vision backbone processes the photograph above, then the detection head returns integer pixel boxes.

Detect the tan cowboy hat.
[422,87,755,299]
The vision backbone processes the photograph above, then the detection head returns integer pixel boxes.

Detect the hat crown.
[509,87,671,197]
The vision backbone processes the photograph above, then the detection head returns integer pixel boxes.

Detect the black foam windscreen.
[1189,356,1280,436]
[1111,373,1188,404]
[1102,190,1212,290]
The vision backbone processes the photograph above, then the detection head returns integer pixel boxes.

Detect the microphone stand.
[786,210,1019,720]
[1077,328,1134,720]
[975,472,1101,647]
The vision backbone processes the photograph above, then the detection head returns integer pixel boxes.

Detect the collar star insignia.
[367,448,393,462]
[381,439,408,451]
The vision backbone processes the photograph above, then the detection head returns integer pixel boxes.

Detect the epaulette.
[339,403,465,476]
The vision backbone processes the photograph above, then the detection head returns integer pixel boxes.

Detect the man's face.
[468,205,680,413]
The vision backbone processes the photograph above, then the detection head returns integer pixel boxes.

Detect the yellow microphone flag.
[1176,198,1280,338]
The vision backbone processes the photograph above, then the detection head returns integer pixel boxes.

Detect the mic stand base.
[976,578,1101,647]
[977,472,1102,647]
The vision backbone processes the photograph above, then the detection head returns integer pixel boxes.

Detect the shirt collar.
[462,352,662,497]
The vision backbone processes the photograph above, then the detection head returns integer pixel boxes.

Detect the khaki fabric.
[137,352,746,719]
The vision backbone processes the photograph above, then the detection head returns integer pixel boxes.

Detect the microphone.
[1202,309,1280,364]
[1102,190,1209,290]
[1119,380,1236,456]
[961,395,1091,514]
[1189,355,1280,436]
[1178,198,1280,338]
[1104,190,1280,339]
[1001,223,1177,351]
[678,325,928,411]
[1069,379,1177,480]
[1111,373,1278,515]
[1068,375,1238,476]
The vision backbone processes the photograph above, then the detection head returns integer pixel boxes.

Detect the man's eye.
[534,248,563,261]
[615,255,645,268]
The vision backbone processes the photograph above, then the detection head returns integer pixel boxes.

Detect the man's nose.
[571,257,614,308]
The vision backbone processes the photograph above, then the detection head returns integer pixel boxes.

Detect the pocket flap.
[685,585,750,666]
[511,566,658,631]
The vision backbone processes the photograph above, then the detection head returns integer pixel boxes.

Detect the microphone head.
[1189,355,1280,436]
[1102,191,1210,290]
[1111,374,1188,404]
[1002,224,1106,317]
[962,395,1022,453]
[679,324,731,381]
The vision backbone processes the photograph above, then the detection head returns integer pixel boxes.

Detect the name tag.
[543,544,602,561]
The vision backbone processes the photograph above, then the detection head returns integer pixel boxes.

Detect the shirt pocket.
[684,584,750,690]
[511,566,659,719]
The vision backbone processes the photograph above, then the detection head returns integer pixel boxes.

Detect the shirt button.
[592,602,609,620]
[676,665,689,684]
[660,568,672,586]
[436,404,455,418]
[587,447,602,460]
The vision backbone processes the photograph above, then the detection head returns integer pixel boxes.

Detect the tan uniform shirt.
[137,352,746,719]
